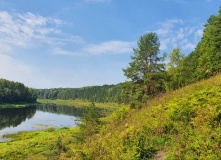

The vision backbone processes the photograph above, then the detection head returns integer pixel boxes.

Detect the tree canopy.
[37,84,121,103]
[123,32,165,83]
[0,79,37,104]
[122,32,166,107]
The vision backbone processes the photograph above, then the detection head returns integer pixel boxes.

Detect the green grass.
[1,75,221,159]
[71,74,221,159]
[0,102,41,108]
[37,98,120,109]
[0,127,79,160]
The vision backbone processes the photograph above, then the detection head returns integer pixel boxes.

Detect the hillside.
[1,74,221,159]
[72,74,221,159]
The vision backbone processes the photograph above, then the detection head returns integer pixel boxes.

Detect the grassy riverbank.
[0,99,119,110]
[37,99,120,109]
[0,127,79,160]
[0,102,41,108]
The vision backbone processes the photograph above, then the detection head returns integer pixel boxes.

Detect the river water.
[0,104,87,142]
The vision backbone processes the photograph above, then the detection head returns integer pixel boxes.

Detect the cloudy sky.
[0,0,220,88]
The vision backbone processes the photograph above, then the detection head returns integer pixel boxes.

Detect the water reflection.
[36,104,87,117]
[0,106,36,130]
[0,104,113,142]
[0,104,88,131]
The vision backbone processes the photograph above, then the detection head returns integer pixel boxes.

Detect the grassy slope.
[73,74,221,160]
[1,74,221,159]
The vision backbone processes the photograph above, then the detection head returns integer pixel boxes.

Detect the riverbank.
[0,99,120,110]
[0,102,41,108]
[0,127,79,159]
[37,99,120,109]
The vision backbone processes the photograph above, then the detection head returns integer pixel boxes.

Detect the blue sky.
[0,0,220,88]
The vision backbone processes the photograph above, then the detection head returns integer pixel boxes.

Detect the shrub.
[75,103,103,142]
[112,105,130,124]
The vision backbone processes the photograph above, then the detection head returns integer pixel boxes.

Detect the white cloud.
[182,43,196,50]
[53,40,135,56]
[156,19,183,37]
[0,54,33,83]
[195,29,203,38]
[0,11,83,52]
[154,18,203,52]
[0,44,12,53]
[160,38,170,50]
[0,53,66,88]
[53,47,81,56]
[84,41,135,55]
[155,28,169,36]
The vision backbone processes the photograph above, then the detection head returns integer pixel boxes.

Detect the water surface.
[0,104,86,142]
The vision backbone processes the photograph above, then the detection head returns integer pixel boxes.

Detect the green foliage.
[122,32,166,107]
[167,47,185,69]
[75,103,103,142]
[164,47,186,91]
[73,74,221,160]
[123,32,165,83]
[162,7,221,91]
[182,7,221,82]
[0,79,37,104]
[37,84,121,103]
[112,105,130,124]
[0,106,36,130]
[1,74,221,160]
[120,81,146,108]
[0,127,78,159]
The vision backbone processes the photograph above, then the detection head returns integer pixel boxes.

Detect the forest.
[37,84,121,103]
[0,79,37,104]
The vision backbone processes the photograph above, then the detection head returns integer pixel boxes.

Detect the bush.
[112,105,130,124]
[75,103,103,142]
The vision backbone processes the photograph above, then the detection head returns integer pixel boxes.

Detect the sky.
[0,0,220,89]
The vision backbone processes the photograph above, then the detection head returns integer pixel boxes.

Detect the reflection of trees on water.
[36,104,87,117]
[0,104,113,131]
[0,106,36,130]
[36,104,113,118]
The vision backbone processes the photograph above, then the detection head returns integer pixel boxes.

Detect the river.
[0,104,88,142]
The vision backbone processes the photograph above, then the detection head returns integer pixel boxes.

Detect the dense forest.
[37,84,121,103]
[0,79,37,104]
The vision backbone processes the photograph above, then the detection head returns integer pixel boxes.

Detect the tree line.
[0,79,37,104]
[37,84,121,103]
